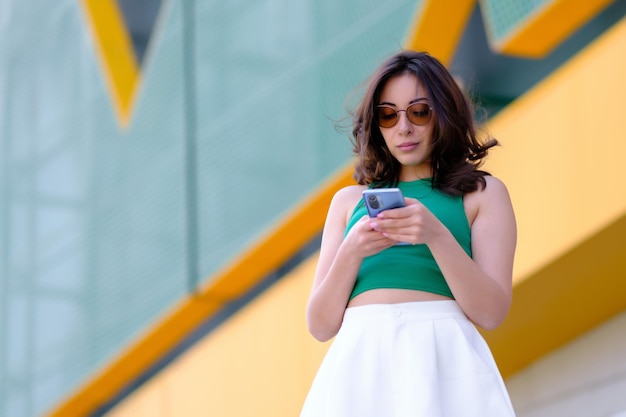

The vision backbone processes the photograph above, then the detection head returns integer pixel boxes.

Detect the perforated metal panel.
[0,0,419,415]
[192,0,422,281]
[480,0,550,41]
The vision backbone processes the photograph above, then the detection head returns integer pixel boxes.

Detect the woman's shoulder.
[466,175,509,199]
[463,175,512,223]
[329,184,368,221]
[332,184,368,208]
[334,184,367,198]
[482,175,510,199]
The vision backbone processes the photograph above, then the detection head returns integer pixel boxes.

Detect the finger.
[375,209,402,220]
[382,232,418,245]
[357,215,372,224]
[376,204,415,219]
[370,217,412,231]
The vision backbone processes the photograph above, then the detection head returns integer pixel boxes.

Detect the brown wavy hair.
[351,50,497,195]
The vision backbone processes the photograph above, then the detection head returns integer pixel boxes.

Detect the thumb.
[404,197,421,206]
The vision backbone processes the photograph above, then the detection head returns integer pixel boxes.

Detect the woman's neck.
[399,166,432,182]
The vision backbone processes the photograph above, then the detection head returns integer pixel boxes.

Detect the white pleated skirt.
[300,300,516,417]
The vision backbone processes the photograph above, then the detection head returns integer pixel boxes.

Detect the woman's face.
[377,73,435,181]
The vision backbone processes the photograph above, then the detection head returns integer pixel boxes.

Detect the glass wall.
[0,0,418,415]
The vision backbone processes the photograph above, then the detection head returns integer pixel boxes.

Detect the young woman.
[300,51,517,416]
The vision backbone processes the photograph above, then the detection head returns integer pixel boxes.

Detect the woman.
[301,51,517,416]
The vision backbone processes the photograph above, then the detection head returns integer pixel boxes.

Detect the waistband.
[343,300,467,322]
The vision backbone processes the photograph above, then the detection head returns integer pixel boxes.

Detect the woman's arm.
[373,176,517,329]
[430,176,516,329]
[306,186,395,342]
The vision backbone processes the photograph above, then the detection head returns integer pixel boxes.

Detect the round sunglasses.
[375,102,433,128]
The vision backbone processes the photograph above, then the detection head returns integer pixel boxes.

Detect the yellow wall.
[486,19,626,281]
[478,17,626,375]
[106,17,626,417]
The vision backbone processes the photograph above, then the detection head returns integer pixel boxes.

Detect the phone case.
[362,188,405,217]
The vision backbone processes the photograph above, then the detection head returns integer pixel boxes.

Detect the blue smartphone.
[362,188,405,217]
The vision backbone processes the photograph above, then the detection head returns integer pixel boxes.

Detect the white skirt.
[300,300,516,417]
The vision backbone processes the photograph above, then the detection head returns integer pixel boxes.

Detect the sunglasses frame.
[375,103,433,128]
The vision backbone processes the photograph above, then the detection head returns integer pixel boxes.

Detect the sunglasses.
[375,102,433,128]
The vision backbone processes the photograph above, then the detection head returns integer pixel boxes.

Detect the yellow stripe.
[404,0,615,61]
[79,0,140,127]
[404,0,476,66]
[46,164,356,417]
[493,0,615,57]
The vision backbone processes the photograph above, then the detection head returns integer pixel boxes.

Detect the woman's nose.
[396,110,413,133]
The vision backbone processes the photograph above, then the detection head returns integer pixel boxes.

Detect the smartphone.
[362,188,405,217]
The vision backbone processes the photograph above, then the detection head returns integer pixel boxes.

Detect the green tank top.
[346,178,472,300]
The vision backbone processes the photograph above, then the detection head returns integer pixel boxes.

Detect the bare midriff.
[347,288,452,308]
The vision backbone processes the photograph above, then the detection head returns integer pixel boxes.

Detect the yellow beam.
[202,165,355,301]
[405,0,476,66]
[48,297,224,416]
[404,0,615,61]
[46,165,356,417]
[79,0,140,127]
[490,0,616,57]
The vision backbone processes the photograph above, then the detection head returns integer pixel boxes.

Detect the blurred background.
[1,0,625,416]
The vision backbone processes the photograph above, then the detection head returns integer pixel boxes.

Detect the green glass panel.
[0,0,420,415]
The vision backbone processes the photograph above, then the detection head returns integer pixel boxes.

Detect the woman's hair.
[350,50,497,195]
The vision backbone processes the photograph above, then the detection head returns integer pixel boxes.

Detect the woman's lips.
[397,142,419,151]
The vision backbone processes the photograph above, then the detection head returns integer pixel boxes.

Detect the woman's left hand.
[368,197,444,245]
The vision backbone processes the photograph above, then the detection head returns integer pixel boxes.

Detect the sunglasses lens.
[375,103,432,128]
[407,103,431,125]
[376,106,398,128]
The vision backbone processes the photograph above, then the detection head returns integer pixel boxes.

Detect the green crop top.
[346,178,472,300]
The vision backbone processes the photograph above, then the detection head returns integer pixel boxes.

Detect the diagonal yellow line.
[404,0,476,66]
[79,0,140,127]
[492,0,615,57]
[46,164,356,417]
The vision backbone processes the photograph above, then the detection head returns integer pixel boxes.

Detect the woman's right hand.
[342,215,397,258]
[306,186,394,341]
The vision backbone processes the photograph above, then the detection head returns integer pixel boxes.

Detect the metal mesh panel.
[193,0,419,282]
[481,0,550,41]
[0,1,189,414]
[0,0,419,415]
